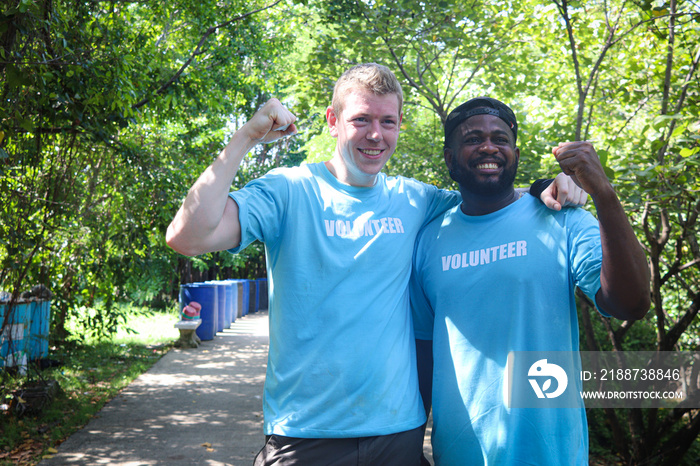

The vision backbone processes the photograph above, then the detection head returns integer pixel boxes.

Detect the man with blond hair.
[167,64,582,465]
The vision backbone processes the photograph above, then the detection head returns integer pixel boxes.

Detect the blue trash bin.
[224,279,239,324]
[256,278,268,311]
[28,300,51,361]
[206,281,230,331]
[180,283,218,341]
[1,302,31,368]
[218,280,235,327]
[248,280,257,314]
[224,281,235,326]
[230,280,249,317]
[232,280,246,318]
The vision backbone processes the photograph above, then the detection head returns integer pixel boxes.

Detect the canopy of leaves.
[2,0,700,463]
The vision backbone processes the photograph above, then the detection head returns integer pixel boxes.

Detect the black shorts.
[253,426,425,466]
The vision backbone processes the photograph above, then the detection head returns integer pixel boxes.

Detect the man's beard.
[451,159,519,196]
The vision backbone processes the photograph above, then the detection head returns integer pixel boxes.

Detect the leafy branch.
[132,0,284,109]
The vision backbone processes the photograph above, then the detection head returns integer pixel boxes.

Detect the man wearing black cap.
[410,97,650,465]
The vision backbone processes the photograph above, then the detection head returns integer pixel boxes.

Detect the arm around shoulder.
[533,173,589,211]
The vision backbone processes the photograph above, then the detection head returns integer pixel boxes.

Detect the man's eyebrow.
[462,127,510,136]
[461,128,485,137]
[346,112,399,121]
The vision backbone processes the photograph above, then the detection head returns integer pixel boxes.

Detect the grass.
[0,305,179,465]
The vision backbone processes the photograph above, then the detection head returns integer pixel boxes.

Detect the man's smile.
[360,148,383,157]
[472,158,504,174]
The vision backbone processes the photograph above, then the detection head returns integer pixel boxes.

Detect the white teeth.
[478,163,498,169]
[363,149,381,156]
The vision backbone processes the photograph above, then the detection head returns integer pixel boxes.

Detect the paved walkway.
[39,310,433,465]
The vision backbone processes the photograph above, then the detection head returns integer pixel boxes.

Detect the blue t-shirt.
[411,194,602,465]
[229,162,460,438]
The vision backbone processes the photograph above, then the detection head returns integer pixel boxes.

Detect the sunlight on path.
[221,310,269,337]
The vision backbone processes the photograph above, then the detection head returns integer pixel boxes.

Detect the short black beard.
[451,159,519,197]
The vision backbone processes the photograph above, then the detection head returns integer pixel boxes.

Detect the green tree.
[540,1,700,463]
[0,0,288,343]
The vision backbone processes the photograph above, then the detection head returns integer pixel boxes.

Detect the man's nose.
[367,120,383,141]
[478,139,498,153]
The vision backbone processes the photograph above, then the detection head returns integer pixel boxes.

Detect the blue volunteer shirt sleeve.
[567,208,607,316]
[227,168,289,254]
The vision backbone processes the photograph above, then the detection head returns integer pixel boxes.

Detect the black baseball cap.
[444,97,518,145]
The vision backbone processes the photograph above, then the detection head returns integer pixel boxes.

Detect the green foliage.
[1,0,700,463]
[539,1,700,463]
[0,0,286,343]
[0,308,174,464]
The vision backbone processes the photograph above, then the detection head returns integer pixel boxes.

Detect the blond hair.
[332,63,403,116]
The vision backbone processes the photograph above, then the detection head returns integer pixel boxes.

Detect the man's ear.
[326,106,339,138]
[515,146,520,164]
[444,147,453,172]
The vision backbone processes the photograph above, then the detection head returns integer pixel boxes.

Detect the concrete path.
[39,312,270,466]
[38,310,434,465]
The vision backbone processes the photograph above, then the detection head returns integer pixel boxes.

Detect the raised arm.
[553,141,650,321]
[166,99,296,256]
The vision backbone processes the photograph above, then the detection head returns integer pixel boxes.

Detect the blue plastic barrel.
[248,280,257,314]
[221,281,235,325]
[229,280,244,318]
[230,280,249,317]
[224,282,235,325]
[28,300,51,360]
[0,302,31,368]
[205,281,229,331]
[256,278,268,311]
[224,280,239,324]
[180,283,218,341]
